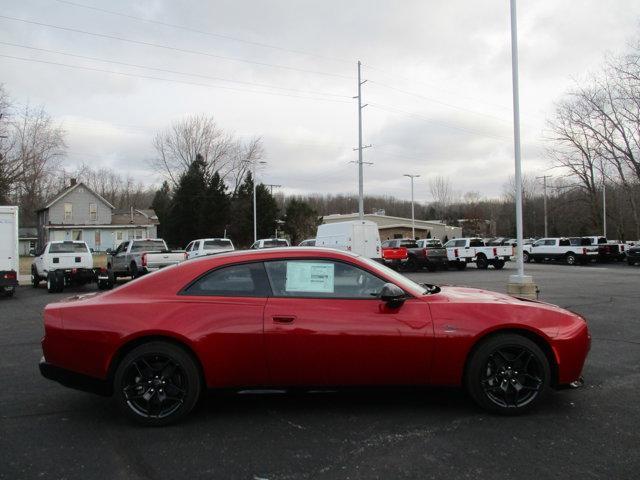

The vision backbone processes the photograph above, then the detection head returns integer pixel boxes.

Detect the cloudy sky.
[1,0,639,203]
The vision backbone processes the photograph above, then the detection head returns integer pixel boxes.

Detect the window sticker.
[285,262,335,293]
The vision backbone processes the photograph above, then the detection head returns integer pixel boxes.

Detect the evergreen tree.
[151,181,171,238]
[165,155,207,248]
[256,183,278,239]
[282,199,320,245]
[200,171,231,238]
[230,172,279,247]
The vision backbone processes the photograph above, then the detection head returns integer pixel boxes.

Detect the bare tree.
[429,175,453,220]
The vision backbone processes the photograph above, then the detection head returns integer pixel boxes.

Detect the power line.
[0,15,354,80]
[52,0,353,65]
[0,54,354,104]
[0,41,350,98]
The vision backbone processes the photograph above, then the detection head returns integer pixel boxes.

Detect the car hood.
[433,285,563,311]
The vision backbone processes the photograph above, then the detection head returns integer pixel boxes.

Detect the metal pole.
[603,182,607,237]
[510,0,525,280]
[357,60,364,220]
[404,174,420,239]
[252,163,257,243]
[542,176,548,237]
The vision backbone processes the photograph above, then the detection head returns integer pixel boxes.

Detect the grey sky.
[1,0,639,203]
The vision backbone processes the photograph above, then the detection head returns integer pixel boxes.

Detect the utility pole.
[252,160,267,243]
[536,175,551,237]
[404,174,420,239]
[353,60,371,220]
[602,181,607,237]
[507,0,535,298]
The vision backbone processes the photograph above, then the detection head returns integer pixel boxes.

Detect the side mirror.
[90,248,95,253]
[379,283,406,308]
[106,248,113,254]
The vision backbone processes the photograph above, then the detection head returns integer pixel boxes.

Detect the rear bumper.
[39,356,112,396]
[0,272,18,289]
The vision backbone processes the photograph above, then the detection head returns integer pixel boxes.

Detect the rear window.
[264,239,288,247]
[399,240,419,248]
[131,240,166,252]
[49,242,88,253]
[597,237,607,244]
[469,239,485,247]
[203,239,232,249]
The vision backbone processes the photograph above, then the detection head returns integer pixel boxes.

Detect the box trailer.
[315,220,381,259]
[0,206,19,297]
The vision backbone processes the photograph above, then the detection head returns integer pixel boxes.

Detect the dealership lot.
[1,262,639,479]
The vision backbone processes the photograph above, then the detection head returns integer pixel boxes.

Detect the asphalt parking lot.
[1,261,639,479]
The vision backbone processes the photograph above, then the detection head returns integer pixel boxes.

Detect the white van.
[0,206,19,297]
[315,220,381,259]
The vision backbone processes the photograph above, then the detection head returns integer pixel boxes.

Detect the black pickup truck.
[382,238,448,272]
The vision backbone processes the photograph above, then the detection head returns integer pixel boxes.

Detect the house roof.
[111,208,159,226]
[37,181,115,211]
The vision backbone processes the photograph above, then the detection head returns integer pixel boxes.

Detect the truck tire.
[404,257,419,272]
[565,253,577,266]
[31,266,40,288]
[47,271,62,293]
[130,262,140,278]
[629,258,636,266]
[493,260,505,270]
[476,255,489,270]
[523,251,530,263]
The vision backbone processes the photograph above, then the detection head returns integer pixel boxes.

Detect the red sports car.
[40,248,590,425]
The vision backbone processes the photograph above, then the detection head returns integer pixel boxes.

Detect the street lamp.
[403,174,420,239]
[253,160,267,243]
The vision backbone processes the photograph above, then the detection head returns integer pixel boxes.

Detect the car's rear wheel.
[566,253,577,265]
[476,255,489,270]
[114,341,202,426]
[523,251,530,263]
[47,271,63,293]
[465,334,550,415]
[31,267,40,288]
[493,260,505,270]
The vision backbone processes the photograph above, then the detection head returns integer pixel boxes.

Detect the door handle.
[273,315,296,324]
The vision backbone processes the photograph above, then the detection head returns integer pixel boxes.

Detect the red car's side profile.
[40,248,590,425]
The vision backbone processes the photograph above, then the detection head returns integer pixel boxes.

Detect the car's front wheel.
[465,333,550,415]
[113,341,202,426]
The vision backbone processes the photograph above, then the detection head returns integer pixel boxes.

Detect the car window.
[559,239,570,247]
[454,240,466,247]
[381,240,391,248]
[399,240,419,248]
[131,240,166,252]
[264,260,386,299]
[183,263,271,297]
[545,239,557,246]
[443,240,455,248]
[49,242,89,253]
[203,239,233,249]
[469,239,484,247]
[186,242,194,251]
[249,242,258,249]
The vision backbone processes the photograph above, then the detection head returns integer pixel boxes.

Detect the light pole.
[253,160,267,243]
[602,181,607,238]
[404,174,420,239]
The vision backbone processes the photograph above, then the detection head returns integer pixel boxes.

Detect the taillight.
[583,248,587,255]
[621,245,625,252]
[423,248,428,256]
[454,248,459,258]
[141,253,147,267]
[3,271,16,280]
[493,247,498,257]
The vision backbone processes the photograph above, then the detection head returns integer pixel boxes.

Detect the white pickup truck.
[580,236,626,262]
[185,238,235,260]
[522,237,598,265]
[32,240,98,293]
[443,237,512,270]
[107,239,186,279]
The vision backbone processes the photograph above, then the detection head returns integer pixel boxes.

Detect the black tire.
[5,289,14,297]
[403,257,419,272]
[454,261,467,271]
[476,255,489,270]
[465,333,550,415]
[31,267,40,288]
[130,262,140,279]
[56,270,65,292]
[493,260,505,270]
[628,258,636,266]
[47,271,61,293]
[113,341,202,426]
[565,253,577,266]
[523,251,530,263]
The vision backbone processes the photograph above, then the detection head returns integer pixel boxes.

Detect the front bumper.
[39,356,112,396]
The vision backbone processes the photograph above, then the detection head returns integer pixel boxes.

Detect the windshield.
[203,239,232,249]
[264,239,288,247]
[49,242,88,253]
[358,256,428,296]
[131,240,167,252]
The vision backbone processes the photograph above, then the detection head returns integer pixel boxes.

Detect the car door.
[113,241,129,270]
[262,258,434,387]
[177,261,271,387]
[185,241,194,259]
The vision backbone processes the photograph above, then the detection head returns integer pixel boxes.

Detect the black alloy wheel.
[566,253,577,265]
[466,334,550,414]
[114,342,201,426]
[476,256,489,270]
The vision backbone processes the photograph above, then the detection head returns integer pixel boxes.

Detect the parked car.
[249,238,290,249]
[39,247,591,425]
[580,236,626,262]
[380,240,409,269]
[626,244,640,266]
[298,239,316,247]
[31,241,98,293]
[315,220,381,258]
[0,206,19,297]
[185,238,234,259]
[107,239,186,280]
[384,238,448,272]
[444,238,512,270]
[522,238,598,265]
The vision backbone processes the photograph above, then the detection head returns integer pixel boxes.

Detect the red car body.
[40,248,589,397]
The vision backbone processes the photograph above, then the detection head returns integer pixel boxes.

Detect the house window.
[116,231,123,241]
[134,229,143,239]
[89,203,97,221]
[64,203,73,221]
[71,230,82,240]
[95,230,101,246]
